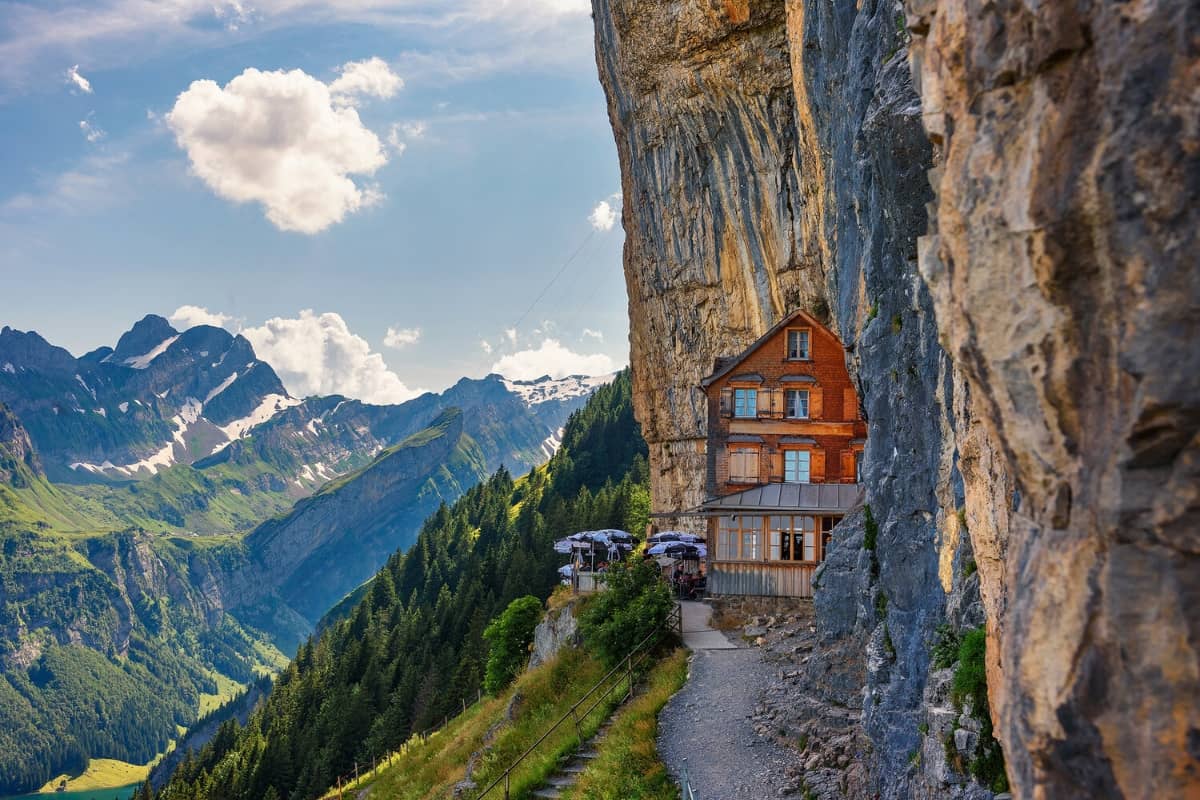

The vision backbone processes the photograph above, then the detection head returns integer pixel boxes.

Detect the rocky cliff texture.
[908,1,1200,796]
[593,0,1197,797]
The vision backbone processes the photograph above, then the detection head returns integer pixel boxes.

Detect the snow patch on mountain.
[501,373,617,406]
[203,371,239,404]
[74,374,97,400]
[541,427,565,459]
[217,394,301,442]
[124,335,180,369]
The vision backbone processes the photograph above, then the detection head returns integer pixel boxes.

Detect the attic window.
[786,328,811,360]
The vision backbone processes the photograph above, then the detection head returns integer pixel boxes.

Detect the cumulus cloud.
[480,339,493,354]
[78,118,104,142]
[504,327,518,345]
[588,192,621,232]
[491,338,618,380]
[170,305,236,330]
[241,310,421,403]
[66,64,92,93]
[329,57,403,104]
[165,63,394,233]
[383,326,421,348]
[581,328,603,341]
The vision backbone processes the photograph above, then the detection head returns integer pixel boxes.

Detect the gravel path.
[658,646,802,798]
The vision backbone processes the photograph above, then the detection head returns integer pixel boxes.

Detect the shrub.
[483,595,544,694]
[579,559,674,667]
[931,623,960,670]
[863,505,879,551]
[951,627,987,713]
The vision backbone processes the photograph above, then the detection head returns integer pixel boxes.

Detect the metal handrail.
[680,757,698,800]
[475,603,683,800]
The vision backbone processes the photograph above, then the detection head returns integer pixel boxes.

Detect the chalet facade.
[699,309,866,597]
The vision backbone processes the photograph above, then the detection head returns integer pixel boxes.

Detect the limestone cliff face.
[909,1,1200,796]
[593,0,814,523]
[595,1,976,797]
[594,0,1197,797]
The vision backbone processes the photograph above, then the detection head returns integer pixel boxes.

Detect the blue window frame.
[733,388,758,418]
[784,450,811,483]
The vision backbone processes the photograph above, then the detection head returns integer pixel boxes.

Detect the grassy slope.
[37,758,153,794]
[346,647,610,800]
[561,649,688,800]
[343,646,687,800]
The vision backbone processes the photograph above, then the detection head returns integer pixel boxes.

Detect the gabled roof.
[702,482,863,513]
[700,308,840,388]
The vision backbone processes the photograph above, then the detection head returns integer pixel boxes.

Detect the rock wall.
[908,1,1200,796]
[593,0,1197,797]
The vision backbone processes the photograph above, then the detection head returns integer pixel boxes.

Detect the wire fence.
[322,687,485,799]
[473,604,684,800]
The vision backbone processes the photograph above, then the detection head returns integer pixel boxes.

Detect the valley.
[0,316,613,797]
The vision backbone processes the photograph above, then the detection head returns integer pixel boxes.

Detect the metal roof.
[701,482,863,513]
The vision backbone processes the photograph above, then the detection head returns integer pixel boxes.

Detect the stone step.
[547,774,578,788]
[576,749,600,759]
[560,763,589,774]
[531,789,562,799]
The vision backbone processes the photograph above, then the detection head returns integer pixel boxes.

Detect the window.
[718,516,763,560]
[729,447,760,483]
[821,516,837,560]
[802,516,818,561]
[783,450,811,483]
[767,515,820,562]
[786,328,811,360]
[733,387,758,418]
[785,389,810,419]
[854,450,863,482]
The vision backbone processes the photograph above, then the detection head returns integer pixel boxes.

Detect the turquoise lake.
[3,785,137,800]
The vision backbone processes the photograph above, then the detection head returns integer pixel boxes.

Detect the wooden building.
[699,309,866,597]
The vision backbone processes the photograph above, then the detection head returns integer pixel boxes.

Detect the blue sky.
[0,0,628,401]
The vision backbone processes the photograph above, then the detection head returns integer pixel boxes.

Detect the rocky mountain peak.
[111,314,179,364]
[0,402,41,485]
[0,326,77,375]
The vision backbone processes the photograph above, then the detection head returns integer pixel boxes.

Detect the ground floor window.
[718,514,839,563]
[717,515,764,560]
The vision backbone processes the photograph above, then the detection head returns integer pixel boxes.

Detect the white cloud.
[169,305,236,331]
[504,327,518,345]
[214,1,253,31]
[1,151,129,215]
[582,328,603,341]
[480,339,493,354]
[241,310,421,403]
[78,118,105,143]
[491,338,618,380]
[66,64,92,93]
[1,2,596,95]
[329,57,403,104]
[385,120,427,155]
[165,64,391,233]
[383,326,421,348]
[588,193,621,232]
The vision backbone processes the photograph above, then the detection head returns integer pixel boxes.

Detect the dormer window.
[733,388,758,418]
[786,328,811,360]
[785,389,810,419]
